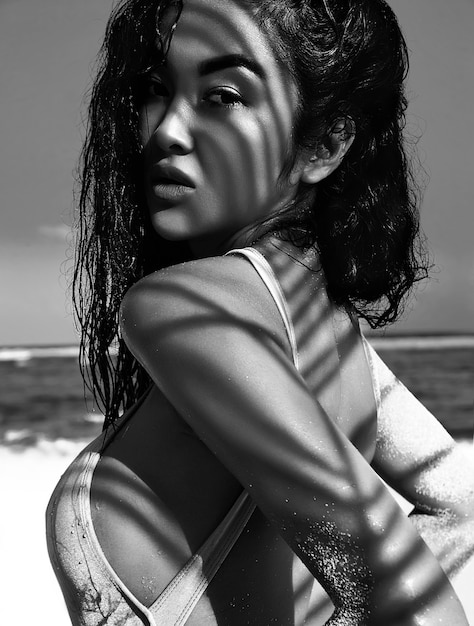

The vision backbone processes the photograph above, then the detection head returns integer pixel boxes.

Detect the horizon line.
[2,332,474,361]
[2,330,474,350]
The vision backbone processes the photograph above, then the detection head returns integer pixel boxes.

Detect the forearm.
[323,534,467,625]
[325,584,467,626]
[276,481,468,625]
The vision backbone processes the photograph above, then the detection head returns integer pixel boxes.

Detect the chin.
[149,213,194,242]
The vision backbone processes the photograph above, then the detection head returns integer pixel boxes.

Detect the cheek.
[138,108,150,144]
[202,130,260,221]
[237,98,296,203]
[139,104,163,145]
[197,112,291,206]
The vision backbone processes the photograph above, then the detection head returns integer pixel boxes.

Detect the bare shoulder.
[120,254,290,356]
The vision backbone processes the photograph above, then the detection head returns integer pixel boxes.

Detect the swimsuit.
[46,247,303,626]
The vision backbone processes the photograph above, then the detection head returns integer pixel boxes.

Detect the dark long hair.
[248,0,428,325]
[74,0,428,425]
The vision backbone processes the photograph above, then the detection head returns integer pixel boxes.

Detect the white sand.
[1,440,473,626]
[0,441,83,626]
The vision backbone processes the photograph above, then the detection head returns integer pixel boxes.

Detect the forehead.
[165,0,282,74]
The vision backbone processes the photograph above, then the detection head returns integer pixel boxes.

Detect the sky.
[1,0,473,346]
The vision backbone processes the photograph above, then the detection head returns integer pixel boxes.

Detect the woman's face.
[140,0,302,255]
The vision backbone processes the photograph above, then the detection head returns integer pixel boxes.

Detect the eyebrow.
[198,54,267,80]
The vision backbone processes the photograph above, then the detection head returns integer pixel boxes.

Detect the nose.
[151,100,193,156]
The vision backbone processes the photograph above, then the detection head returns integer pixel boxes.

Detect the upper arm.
[120,257,392,531]
[120,256,349,504]
[120,260,466,616]
[368,342,474,518]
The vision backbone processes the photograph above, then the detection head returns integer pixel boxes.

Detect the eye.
[145,76,170,99]
[206,87,244,108]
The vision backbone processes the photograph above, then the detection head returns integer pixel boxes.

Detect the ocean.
[1,336,473,447]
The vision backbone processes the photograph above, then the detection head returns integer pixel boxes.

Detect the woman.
[47,0,474,624]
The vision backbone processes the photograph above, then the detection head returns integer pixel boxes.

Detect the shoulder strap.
[227,247,299,369]
[148,247,299,625]
[361,335,382,415]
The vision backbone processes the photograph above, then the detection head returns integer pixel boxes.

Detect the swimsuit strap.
[229,247,299,367]
[148,246,299,625]
[361,336,382,415]
[149,491,255,624]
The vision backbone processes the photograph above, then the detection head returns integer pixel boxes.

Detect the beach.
[1,340,473,624]
[2,437,474,625]
[1,441,84,626]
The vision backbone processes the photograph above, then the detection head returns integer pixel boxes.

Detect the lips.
[147,163,196,204]
[149,163,196,188]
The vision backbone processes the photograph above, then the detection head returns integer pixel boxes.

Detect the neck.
[187,221,272,259]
